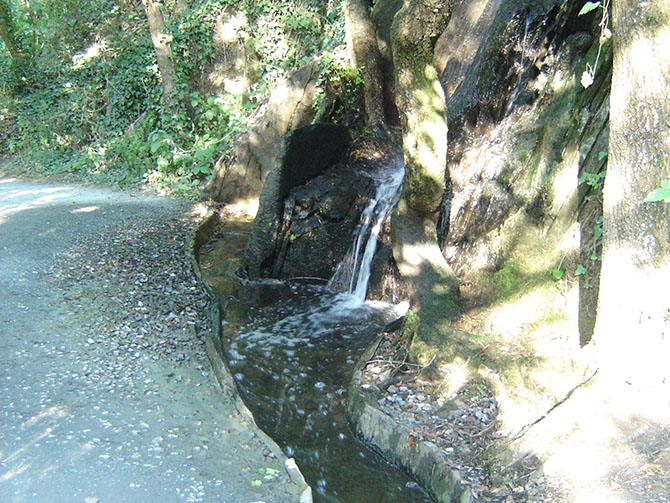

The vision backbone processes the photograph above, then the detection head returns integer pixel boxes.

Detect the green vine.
[578,0,611,88]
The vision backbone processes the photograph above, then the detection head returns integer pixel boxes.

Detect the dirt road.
[0,178,309,503]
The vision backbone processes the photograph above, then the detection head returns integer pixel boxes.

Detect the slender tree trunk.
[343,0,385,125]
[142,0,176,103]
[0,0,26,66]
[389,1,460,345]
[593,0,670,387]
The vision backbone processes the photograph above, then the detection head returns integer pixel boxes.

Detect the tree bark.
[142,0,176,103]
[594,0,670,387]
[390,0,454,216]
[343,0,386,125]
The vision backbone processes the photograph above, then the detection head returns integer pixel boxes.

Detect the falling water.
[506,13,532,114]
[327,154,405,306]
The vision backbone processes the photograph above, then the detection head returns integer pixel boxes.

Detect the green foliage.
[253,467,280,480]
[579,169,606,189]
[593,215,603,242]
[251,466,280,487]
[241,0,342,77]
[103,39,161,132]
[314,61,365,127]
[578,1,601,16]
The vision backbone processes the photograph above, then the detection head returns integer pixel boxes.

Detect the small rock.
[285,457,302,484]
[84,497,99,503]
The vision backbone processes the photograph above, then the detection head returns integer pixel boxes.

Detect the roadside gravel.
[0,178,305,503]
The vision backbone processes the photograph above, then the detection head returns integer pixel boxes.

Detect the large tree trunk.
[594,0,670,387]
[343,0,385,125]
[391,0,453,216]
[142,0,176,103]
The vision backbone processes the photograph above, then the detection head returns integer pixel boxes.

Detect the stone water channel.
[199,161,434,502]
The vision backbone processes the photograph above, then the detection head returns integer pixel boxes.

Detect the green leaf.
[263,468,279,480]
[662,180,670,189]
[552,268,564,281]
[579,1,601,15]
[645,188,670,203]
[150,141,163,154]
[593,223,603,241]
[251,479,262,487]
[204,109,215,120]
[156,156,170,169]
[598,150,607,160]
[575,264,587,276]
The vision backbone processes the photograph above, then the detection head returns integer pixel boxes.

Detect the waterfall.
[328,155,404,306]
[506,13,532,114]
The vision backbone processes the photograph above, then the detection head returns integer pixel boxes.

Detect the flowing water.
[223,159,430,502]
[227,288,429,502]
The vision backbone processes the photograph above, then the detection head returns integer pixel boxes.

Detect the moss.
[408,326,494,368]
[405,166,444,215]
[494,260,522,297]
[393,21,448,216]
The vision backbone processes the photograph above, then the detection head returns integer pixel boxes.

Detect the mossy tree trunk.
[593,0,670,386]
[0,0,28,73]
[343,0,386,125]
[389,1,459,355]
[142,0,176,103]
[391,0,453,216]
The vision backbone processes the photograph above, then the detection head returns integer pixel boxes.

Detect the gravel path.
[0,178,307,503]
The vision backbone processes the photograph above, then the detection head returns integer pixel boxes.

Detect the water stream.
[227,288,428,502]
[222,159,430,502]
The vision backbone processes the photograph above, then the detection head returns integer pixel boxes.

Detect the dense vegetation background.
[0,0,348,196]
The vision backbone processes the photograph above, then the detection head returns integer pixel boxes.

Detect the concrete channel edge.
[346,338,473,503]
[190,211,313,503]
